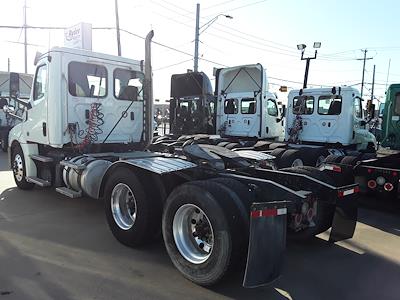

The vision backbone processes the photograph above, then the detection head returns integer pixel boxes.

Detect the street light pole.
[23,0,27,73]
[193,3,200,72]
[193,3,232,72]
[297,42,320,89]
[301,50,317,89]
[115,0,122,56]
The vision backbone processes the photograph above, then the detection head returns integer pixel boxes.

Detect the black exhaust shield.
[243,201,288,288]
[329,194,358,242]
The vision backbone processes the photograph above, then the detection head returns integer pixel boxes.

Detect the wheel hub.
[111,183,137,230]
[13,154,24,182]
[173,204,214,264]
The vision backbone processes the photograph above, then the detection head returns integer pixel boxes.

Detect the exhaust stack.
[143,30,154,149]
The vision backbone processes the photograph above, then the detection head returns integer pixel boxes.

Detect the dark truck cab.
[170,71,216,135]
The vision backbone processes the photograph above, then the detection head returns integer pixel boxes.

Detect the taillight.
[367,180,377,189]
[384,182,394,192]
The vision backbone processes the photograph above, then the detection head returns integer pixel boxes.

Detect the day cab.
[215,64,284,140]
[285,86,376,151]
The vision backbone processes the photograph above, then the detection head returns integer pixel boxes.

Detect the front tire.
[104,168,161,247]
[11,144,34,190]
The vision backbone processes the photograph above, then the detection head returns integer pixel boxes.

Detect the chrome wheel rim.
[173,204,214,264]
[111,183,137,230]
[292,158,304,167]
[13,154,24,182]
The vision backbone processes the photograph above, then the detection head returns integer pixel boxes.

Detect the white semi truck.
[5,31,359,288]
[0,71,33,151]
[252,87,378,168]
[161,67,376,169]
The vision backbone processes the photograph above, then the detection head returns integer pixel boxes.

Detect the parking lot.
[0,151,399,300]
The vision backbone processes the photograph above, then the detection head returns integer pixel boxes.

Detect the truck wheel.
[268,142,286,150]
[302,148,328,167]
[104,168,161,247]
[217,141,230,148]
[225,142,241,150]
[162,181,240,286]
[279,149,304,168]
[253,140,272,151]
[340,156,359,166]
[324,154,344,163]
[282,166,335,240]
[11,144,34,190]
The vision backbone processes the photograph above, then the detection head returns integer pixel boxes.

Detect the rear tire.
[11,144,34,190]
[324,154,344,163]
[278,149,305,168]
[225,142,241,150]
[104,168,162,247]
[340,156,359,166]
[268,142,286,150]
[162,180,241,286]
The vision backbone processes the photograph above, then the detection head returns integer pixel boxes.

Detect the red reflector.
[393,171,398,177]
[333,165,342,172]
[354,186,360,193]
[250,208,287,218]
[367,180,377,189]
[338,191,344,198]
[367,168,373,174]
[384,182,394,192]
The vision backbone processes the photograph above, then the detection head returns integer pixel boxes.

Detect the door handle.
[42,122,47,136]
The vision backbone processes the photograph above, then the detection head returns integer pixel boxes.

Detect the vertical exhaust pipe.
[143,30,154,149]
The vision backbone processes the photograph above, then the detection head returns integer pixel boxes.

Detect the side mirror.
[33,52,43,66]
[369,103,375,119]
[9,72,20,98]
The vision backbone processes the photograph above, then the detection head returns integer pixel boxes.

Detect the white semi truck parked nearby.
[5,31,360,288]
[269,87,377,168]
[0,71,33,151]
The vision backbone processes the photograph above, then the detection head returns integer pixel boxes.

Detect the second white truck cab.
[215,64,284,140]
[285,86,377,151]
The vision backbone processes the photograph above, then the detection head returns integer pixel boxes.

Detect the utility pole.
[8,58,10,72]
[23,0,27,73]
[357,49,373,99]
[371,64,376,103]
[115,0,122,56]
[385,58,391,91]
[193,3,200,72]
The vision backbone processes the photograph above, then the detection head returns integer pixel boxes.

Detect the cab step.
[26,176,51,187]
[56,187,82,198]
[59,160,86,170]
[30,154,54,163]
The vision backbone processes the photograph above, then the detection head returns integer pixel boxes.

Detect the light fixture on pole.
[193,3,232,72]
[297,42,321,88]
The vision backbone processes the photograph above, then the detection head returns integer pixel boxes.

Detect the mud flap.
[243,201,288,288]
[329,194,358,242]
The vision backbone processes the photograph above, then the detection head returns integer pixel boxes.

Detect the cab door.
[24,63,49,144]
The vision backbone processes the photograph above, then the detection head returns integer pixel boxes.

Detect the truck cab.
[8,47,146,152]
[380,84,400,150]
[285,86,376,150]
[169,71,215,135]
[215,64,283,140]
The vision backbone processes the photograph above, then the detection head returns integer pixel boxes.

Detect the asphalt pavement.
[0,151,399,300]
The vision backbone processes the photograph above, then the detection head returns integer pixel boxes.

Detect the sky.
[1,0,400,105]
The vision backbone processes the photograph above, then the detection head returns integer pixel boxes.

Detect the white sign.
[64,23,92,50]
